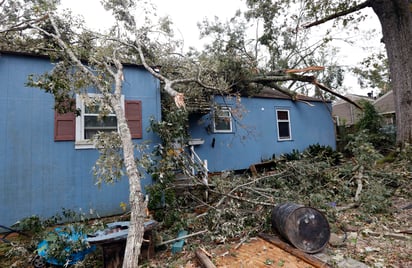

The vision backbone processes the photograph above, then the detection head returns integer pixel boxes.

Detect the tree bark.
[109,76,146,267]
[111,96,146,268]
[371,0,412,145]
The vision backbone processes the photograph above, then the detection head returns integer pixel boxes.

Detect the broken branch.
[313,79,363,110]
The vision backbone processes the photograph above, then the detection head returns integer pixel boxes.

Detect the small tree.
[355,100,395,153]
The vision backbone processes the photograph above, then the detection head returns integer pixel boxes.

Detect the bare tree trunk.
[123,183,146,267]
[371,0,412,145]
[111,95,146,267]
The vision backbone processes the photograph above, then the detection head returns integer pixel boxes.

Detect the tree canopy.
[240,0,412,144]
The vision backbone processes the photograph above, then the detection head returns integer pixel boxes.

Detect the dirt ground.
[143,196,411,268]
[0,196,410,268]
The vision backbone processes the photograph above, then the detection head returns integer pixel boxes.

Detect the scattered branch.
[157,230,208,246]
[214,172,286,208]
[195,248,216,268]
[354,166,364,202]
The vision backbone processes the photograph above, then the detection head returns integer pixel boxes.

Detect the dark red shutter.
[54,100,76,141]
[125,100,142,139]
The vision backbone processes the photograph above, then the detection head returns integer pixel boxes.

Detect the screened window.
[276,109,291,140]
[83,103,118,139]
[75,94,124,148]
[213,106,233,133]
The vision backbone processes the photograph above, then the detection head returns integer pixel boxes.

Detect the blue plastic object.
[171,230,188,254]
[37,227,96,266]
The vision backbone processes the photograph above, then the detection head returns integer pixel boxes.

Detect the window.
[276,109,291,140]
[83,100,118,139]
[54,95,143,148]
[75,94,124,148]
[213,106,233,133]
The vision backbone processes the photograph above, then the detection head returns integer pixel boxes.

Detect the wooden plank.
[258,233,331,268]
[215,237,316,268]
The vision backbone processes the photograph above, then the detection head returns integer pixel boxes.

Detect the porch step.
[174,176,205,188]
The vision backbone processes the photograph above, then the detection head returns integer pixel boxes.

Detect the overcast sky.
[61,0,383,95]
[61,0,244,49]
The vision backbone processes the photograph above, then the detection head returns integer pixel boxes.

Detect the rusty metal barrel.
[271,203,330,253]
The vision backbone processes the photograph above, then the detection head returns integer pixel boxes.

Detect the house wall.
[332,102,358,126]
[188,95,336,172]
[332,94,372,126]
[0,53,161,226]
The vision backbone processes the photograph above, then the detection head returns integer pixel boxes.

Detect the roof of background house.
[332,93,373,106]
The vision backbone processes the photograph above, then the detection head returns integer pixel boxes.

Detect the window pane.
[278,122,290,138]
[215,118,231,131]
[85,115,117,128]
[217,110,230,117]
[84,129,116,139]
[277,110,289,120]
[214,107,232,132]
[85,104,100,114]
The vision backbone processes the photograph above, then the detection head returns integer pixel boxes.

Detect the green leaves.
[92,132,125,186]
[352,52,390,91]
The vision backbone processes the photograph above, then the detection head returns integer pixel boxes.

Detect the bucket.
[271,203,330,253]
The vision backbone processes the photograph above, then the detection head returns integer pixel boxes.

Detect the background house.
[332,93,373,126]
[332,90,395,128]
[0,51,161,227]
[188,88,336,172]
[373,90,395,127]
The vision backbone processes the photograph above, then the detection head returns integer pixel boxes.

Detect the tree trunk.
[111,96,146,267]
[371,0,412,145]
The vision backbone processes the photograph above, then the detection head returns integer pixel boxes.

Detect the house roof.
[0,50,147,69]
[0,49,50,60]
[332,93,373,105]
[187,87,330,114]
[250,87,331,102]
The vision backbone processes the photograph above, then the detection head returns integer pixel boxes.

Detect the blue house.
[0,51,161,227]
[188,88,336,172]
[0,51,336,226]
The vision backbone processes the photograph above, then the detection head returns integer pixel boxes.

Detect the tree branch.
[249,68,363,110]
[0,14,49,34]
[313,79,363,110]
[214,172,286,208]
[249,73,316,84]
[303,1,371,28]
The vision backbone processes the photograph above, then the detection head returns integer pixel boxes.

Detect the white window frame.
[213,106,233,133]
[276,109,292,141]
[75,93,124,149]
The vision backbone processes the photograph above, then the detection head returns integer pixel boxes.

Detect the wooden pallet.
[212,234,330,268]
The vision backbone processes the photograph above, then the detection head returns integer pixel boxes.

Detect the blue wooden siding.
[188,95,336,172]
[0,53,161,227]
